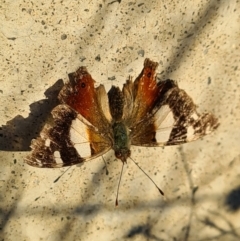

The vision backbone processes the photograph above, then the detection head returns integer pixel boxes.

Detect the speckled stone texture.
[0,0,239,240]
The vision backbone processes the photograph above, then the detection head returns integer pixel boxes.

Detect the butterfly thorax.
[112,122,131,163]
[108,85,131,163]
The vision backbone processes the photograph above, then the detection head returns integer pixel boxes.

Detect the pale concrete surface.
[0,0,239,240]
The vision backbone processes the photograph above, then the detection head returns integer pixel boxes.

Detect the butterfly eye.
[115,151,122,159]
[81,82,86,88]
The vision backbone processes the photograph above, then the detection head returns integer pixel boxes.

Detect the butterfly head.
[115,149,131,163]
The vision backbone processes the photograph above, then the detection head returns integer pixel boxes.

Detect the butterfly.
[25,58,219,172]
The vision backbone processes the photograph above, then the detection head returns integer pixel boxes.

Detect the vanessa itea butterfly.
[25,58,219,176]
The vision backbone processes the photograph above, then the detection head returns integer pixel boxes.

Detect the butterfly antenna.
[130,157,164,196]
[54,166,72,183]
[115,162,125,206]
[102,156,109,175]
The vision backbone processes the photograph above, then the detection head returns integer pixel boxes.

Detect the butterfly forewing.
[128,61,219,147]
[25,68,113,168]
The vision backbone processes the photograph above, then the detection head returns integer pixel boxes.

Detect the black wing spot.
[147,72,152,78]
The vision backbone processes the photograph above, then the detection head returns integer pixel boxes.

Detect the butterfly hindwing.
[122,59,161,126]
[59,67,112,132]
